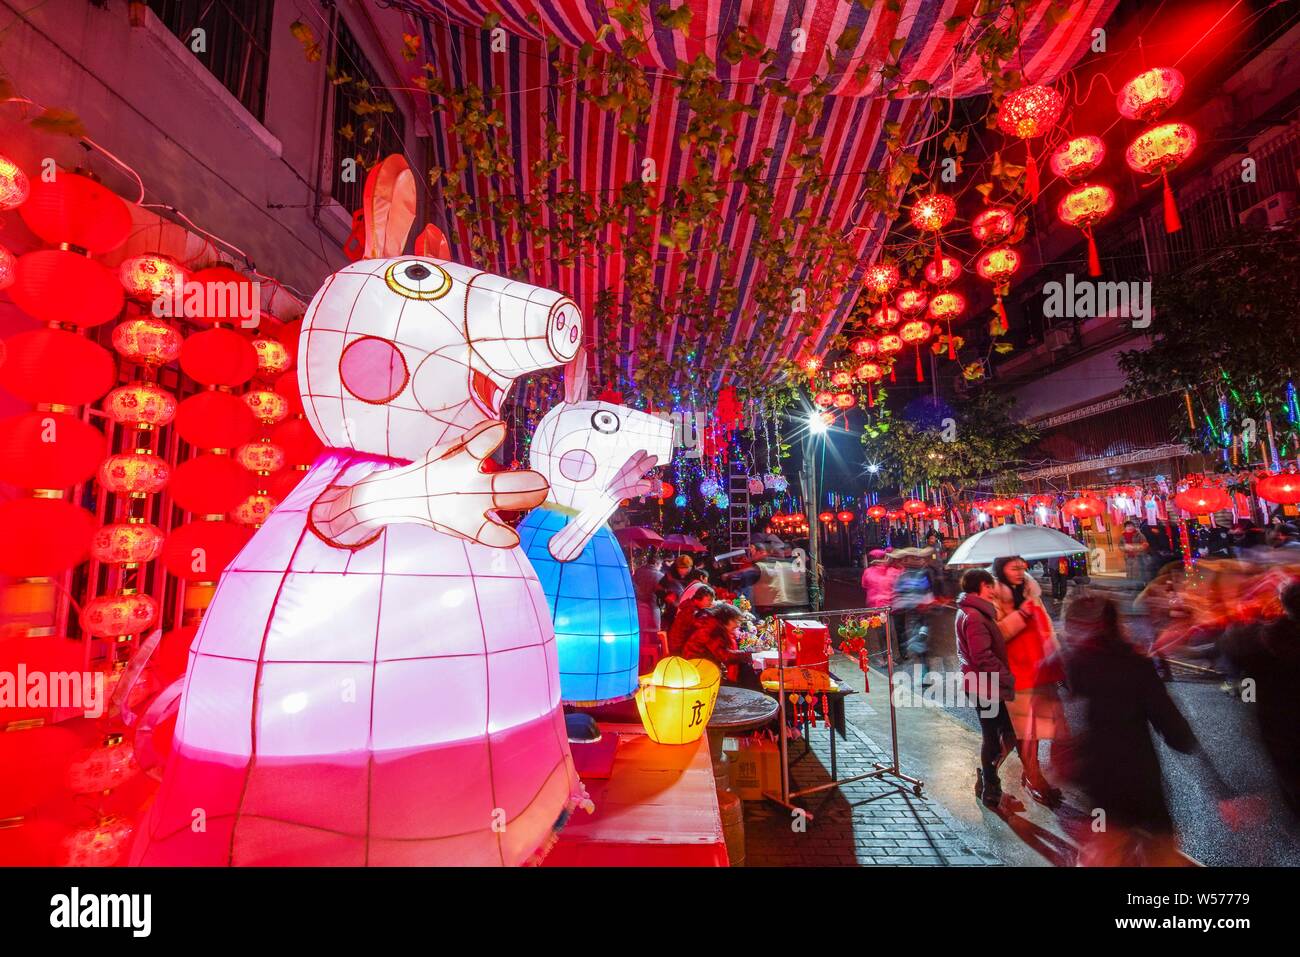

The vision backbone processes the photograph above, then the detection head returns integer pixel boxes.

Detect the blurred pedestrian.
[660,554,697,630]
[1121,520,1150,581]
[667,582,715,656]
[861,548,901,657]
[954,568,1017,810]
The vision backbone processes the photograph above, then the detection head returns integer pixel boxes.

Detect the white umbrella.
[947,524,1087,565]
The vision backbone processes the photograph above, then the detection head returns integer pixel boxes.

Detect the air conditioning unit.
[1238,191,1296,228]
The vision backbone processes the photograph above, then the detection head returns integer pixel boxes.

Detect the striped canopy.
[399,0,1116,397]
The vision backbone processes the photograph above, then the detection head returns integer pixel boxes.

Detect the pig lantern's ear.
[564,346,589,405]
[363,155,417,259]
[414,224,451,260]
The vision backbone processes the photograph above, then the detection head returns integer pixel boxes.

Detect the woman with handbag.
[991,555,1069,806]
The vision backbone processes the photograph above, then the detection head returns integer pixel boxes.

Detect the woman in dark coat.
[954,568,1017,809]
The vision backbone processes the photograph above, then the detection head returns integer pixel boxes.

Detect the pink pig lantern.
[132,156,589,867]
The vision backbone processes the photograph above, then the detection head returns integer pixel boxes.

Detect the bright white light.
[281,692,308,715]
[808,412,829,435]
[867,463,879,474]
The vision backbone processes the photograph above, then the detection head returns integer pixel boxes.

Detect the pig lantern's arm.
[548,450,658,562]
[310,420,549,550]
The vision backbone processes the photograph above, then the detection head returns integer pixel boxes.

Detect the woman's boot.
[980,765,1003,809]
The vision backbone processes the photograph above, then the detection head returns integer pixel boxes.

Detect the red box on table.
[783,619,830,673]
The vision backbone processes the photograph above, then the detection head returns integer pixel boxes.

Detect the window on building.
[147,1,273,121]
[329,18,407,213]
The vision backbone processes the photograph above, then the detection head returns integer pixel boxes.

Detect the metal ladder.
[728,461,751,550]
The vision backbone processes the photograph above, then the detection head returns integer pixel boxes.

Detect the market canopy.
[395,0,1116,399]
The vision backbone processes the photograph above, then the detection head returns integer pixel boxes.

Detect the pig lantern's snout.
[547,299,582,364]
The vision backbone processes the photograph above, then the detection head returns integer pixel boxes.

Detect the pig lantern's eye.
[591,410,620,434]
[384,260,452,300]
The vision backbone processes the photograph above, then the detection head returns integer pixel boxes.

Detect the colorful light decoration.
[830,370,853,388]
[923,253,962,288]
[970,206,1016,246]
[864,260,900,298]
[1117,67,1185,121]
[1049,135,1106,182]
[927,290,966,359]
[996,84,1064,201]
[802,355,823,375]
[896,287,928,317]
[103,382,177,429]
[1125,121,1197,233]
[112,316,183,366]
[118,252,186,301]
[899,320,932,382]
[98,450,170,496]
[634,657,722,746]
[90,522,165,566]
[975,247,1021,336]
[0,154,30,210]
[909,193,957,270]
[1057,183,1116,277]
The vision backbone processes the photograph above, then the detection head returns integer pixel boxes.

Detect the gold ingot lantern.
[635,656,722,745]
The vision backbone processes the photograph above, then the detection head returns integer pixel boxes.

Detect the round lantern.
[634,656,722,745]
[62,816,136,868]
[899,320,932,382]
[252,337,292,377]
[0,244,14,290]
[1173,486,1230,515]
[180,327,257,387]
[926,505,945,520]
[236,441,286,473]
[10,250,125,327]
[876,334,902,382]
[1057,183,1116,277]
[90,522,165,565]
[802,356,822,375]
[1049,135,1106,182]
[850,336,877,358]
[864,261,900,297]
[0,411,105,489]
[80,593,159,638]
[902,499,929,516]
[853,361,884,406]
[187,264,255,325]
[20,170,131,253]
[869,305,901,330]
[923,253,962,288]
[866,505,887,520]
[0,154,30,210]
[99,450,170,496]
[1117,67,1185,121]
[103,382,177,429]
[971,206,1016,246]
[170,454,255,514]
[174,390,257,450]
[162,520,252,582]
[976,247,1021,337]
[896,287,928,317]
[928,289,966,359]
[67,736,138,794]
[1028,494,1056,510]
[818,511,835,523]
[836,510,855,524]
[231,492,278,527]
[243,389,290,425]
[1061,495,1106,519]
[985,498,1022,517]
[1257,474,1300,505]
[112,315,182,365]
[119,252,186,301]
[830,370,853,388]
[813,391,835,409]
[271,417,324,467]
[832,391,856,410]
[273,370,306,415]
[909,193,957,272]
[0,498,97,577]
[1125,122,1197,233]
[996,84,1064,201]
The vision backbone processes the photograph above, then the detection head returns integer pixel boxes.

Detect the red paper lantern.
[909,193,956,233]
[985,498,1022,516]
[0,638,86,726]
[90,522,165,565]
[836,510,855,523]
[1061,496,1106,519]
[243,389,290,425]
[99,451,170,495]
[876,334,902,355]
[832,391,856,410]
[902,499,928,515]
[275,316,302,355]
[119,253,186,301]
[62,816,136,867]
[971,206,1016,246]
[976,247,1020,336]
[899,320,931,344]
[174,390,257,450]
[854,361,883,382]
[170,454,255,514]
[19,170,131,253]
[869,305,901,330]
[252,337,292,377]
[269,467,308,501]
[1049,135,1106,182]
[1125,122,1197,233]
[162,520,252,581]
[271,417,324,467]
[0,726,81,818]
[0,244,14,290]
[103,382,177,429]
[818,511,835,523]
[112,316,182,365]
[67,737,138,793]
[1057,184,1116,277]
[1256,474,1300,504]
[830,370,853,388]
[1174,486,1230,514]
[80,593,159,638]
[923,253,962,288]
[896,287,928,317]
[0,154,30,210]
[0,411,105,489]
[864,261,900,297]
[0,498,97,577]
[1028,494,1056,510]
[1117,67,1185,121]
[850,336,877,358]
[0,328,115,406]
[813,390,836,409]
[866,505,887,520]
[236,441,286,473]
[187,264,256,325]
[926,505,945,520]
[232,492,278,527]
[927,289,966,359]
[10,250,125,327]
[996,85,1064,201]
[180,327,257,387]
[274,370,306,416]
[801,356,822,375]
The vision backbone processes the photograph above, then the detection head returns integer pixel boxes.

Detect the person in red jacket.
[666,583,715,656]
[681,604,752,683]
[954,568,1017,809]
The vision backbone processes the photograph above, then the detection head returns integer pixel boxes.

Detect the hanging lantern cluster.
[909,192,957,272]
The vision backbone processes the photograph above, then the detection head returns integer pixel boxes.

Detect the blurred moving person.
[955,569,1018,810]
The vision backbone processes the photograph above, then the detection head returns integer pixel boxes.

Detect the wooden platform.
[544,724,728,867]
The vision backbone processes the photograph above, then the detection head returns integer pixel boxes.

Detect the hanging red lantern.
[61,816,136,868]
[923,253,962,288]
[927,290,966,359]
[252,337,292,377]
[0,154,30,210]
[232,492,278,527]
[0,244,15,290]
[274,370,306,415]
[926,505,946,520]
[832,391,856,410]
[1173,486,1230,514]
[836,510,855,524]
[896,287,928,317]
[818,511,835,523]
[174,390,257,450]
[1257,473,1300,505]
[864,261,900,297]
[902,498,928,516]
[236,441,286,473]
[112,314,183,366]
[1125,121,1197,233]
[0,498,97,577]
[1117,67,1185,121]
[103,382,177,429]
[0,411,105,489]
[10,250,125,327]
[813,390,836,409]
[243,389,290,425]
[970,206,1016,246]
[1049,135,1106,182]
[976,247,1020,337]
[19,170,131,253]
[850,336,877,358]
[659,480,675,502]
[118,252,187,301]
[0,328,115,406]
[899,320,932,382]
[996,84,1064,201]
[909,193,957,271]
[801,355,822,375]
[271,417,324,467]
[854,361,884,407]
[876,333,902,382]
[866,505,887,520]
[830,370,853,388]
[187,264,256,325]
[985,498,1023,517]
[80,593,159,638]
[1061,495,1106,519]
[180,327,257,387]
[1057,184,1116,277]
[161,520,252,581]
[99,450,170,496]
[67,735,138,793]
[869,305,902,330]
[1028,494,1056,510]
[90,522,165,565]
[170,453,255,514]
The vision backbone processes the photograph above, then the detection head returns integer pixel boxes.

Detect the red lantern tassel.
[915,347,924,383]
[1025,146,1040,203]
[994,297,1008,336]
[1162,171,1182,234]
[933,237,943,272]
[1086,227,1101,277]
[889,364,896,383]
[867,383,874,407]
[946,320,956,359]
